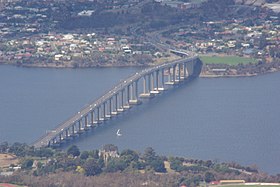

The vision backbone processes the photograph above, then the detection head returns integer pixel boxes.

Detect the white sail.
[116,129,122,136]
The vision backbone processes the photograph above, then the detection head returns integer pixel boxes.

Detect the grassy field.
[0,154,18,168]
[200,55,258,66]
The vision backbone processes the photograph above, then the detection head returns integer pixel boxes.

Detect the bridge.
[32,56,202,148]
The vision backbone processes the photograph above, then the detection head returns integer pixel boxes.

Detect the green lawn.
[200,55,258,66]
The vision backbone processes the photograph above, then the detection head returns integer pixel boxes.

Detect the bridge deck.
[32,56,198,148]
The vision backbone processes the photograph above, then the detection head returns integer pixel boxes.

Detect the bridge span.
[32,56,202,148]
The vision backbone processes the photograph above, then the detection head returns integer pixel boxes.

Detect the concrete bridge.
[32,56,202,148]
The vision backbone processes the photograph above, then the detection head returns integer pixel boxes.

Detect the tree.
[150,157,166,173]
[142,147,156,163]
[67,145,80,157]
[83,158,102,176]
[102,144,118,152]
[21,158,33,170]
[169,157,184,172]
[105,158,128,173]
[9,142,29,157]
[76,166,85,174]
[0,142,8,153]
[259,34,267,49]
[80,151,89,160]
[89,150,99,159]
[142,147,166,172]
[205,172,215,183]
[34,147,54,158]
[120,149,139,163]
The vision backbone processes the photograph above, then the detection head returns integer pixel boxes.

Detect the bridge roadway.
[32,56,200,148]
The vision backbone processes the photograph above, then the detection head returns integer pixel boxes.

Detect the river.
[0,65,280,174]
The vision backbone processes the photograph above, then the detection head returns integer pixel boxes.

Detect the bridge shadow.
[60,77,199,150]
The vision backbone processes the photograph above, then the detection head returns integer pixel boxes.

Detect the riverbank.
[1,58,280,78]
[200,73,257,78]
[19,63,149,69]
[0,55,179,69]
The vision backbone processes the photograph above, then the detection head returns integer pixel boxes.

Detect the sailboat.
[116,129,122,136]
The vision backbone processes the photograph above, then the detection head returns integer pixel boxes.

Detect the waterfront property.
[32,56,202,148]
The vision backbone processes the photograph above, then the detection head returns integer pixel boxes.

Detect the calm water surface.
[0,65,280,174]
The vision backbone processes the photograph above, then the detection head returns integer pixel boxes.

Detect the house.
[124,49,132,54]
[54,54,63,61]
[99,144,119,165]
[0,171,13,176]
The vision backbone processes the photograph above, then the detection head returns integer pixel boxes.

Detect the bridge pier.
[98,103,105,121]
[110,94,118,115]
[90,110,94,127]
[105,99,111,118]
[117,90,124,112]
[186,60,194,77]
[176,64,182,83]
[71,124,76,137]
[140,74,154,98]
[96,107,101,124]
[150,72,160,94]
[65,129,69,139]
[129,80,141,104]
[78,120,83,133]
[84,115,89,130]
[120,89,125,110]
[165,66,174,85]
[183,62,187,79]
[117,92,125,112]
[158,68,165,91]
[123,85,131,109]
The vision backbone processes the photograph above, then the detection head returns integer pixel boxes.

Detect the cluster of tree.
[0,142,54,158]
[31,145,166,177]
[2,142,280,186]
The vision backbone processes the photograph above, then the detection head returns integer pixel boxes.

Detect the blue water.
[0,65,280,174]
[0,65,140,144]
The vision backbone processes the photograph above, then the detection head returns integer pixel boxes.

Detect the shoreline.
[200,66,280,78]
[20,63,150,69]
[1,62,280,78]
[199,74,257,78]
[0,62,150,69]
